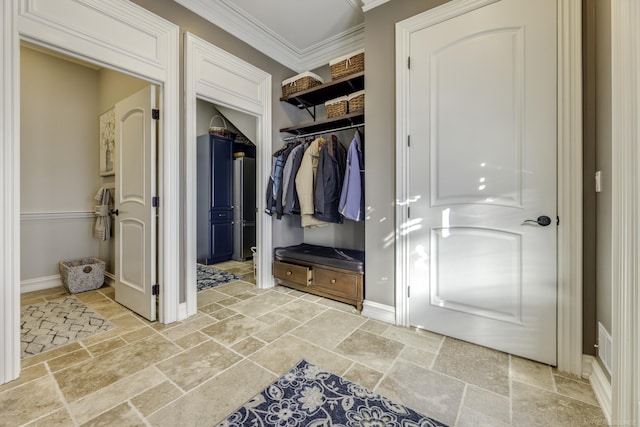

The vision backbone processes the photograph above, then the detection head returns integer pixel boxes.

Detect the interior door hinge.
[557,216,560,226]
[408,135,411,147]
[408,207,411,218]
[408,286,410,298]
[152,109,160,120]
[152,196,159,207]
[152,283,160,296]
[408,56,411,69]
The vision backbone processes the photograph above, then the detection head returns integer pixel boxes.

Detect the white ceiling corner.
[362,0,391,12]
[175,0,371,73]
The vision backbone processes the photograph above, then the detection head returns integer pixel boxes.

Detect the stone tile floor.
[3,261,606,426]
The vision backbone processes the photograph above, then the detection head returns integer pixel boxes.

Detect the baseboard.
[361,300,396,324]
[589,355,612,425]
[582,354,595,379]
[178,302,188,321]
[20,275,63,293]
[104,272,115,286]
[22,272,116,293]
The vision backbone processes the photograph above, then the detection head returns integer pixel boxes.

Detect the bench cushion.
[274,244,364,273]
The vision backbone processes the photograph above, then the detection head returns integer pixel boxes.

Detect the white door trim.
[611,1,639,424]
[1,0,180,384]
[184,32,273,318]
[395,0,583,374]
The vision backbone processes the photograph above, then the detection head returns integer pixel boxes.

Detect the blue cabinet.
[197,134,234,264]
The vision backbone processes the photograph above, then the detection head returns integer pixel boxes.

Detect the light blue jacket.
[339,131,364,221]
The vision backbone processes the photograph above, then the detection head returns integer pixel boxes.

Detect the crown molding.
[298,23,365,71]
[175,0,364,72]
[362,0,391,12]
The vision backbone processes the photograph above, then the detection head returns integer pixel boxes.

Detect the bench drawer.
[273,261,312,286]
[313,267,360,298]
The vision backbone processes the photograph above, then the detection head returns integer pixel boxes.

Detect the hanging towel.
[94,187,111,241]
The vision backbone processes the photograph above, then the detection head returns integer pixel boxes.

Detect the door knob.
[523,215,551,226]
[110,209,119,216]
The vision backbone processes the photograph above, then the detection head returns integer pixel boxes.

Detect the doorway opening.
[183,32,272,319]
[19,42,159,324]
[195,99,257,293]
[2,0,180,385]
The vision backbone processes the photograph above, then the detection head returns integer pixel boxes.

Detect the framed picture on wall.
[99,108,115,176]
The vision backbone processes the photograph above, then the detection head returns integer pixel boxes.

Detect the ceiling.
[174,0,388,72]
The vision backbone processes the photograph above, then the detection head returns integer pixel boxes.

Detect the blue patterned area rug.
[197,264,241,292]
[21,296,115,359]
[217,359,448,427]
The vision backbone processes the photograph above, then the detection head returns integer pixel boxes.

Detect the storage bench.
[273,244,364,311]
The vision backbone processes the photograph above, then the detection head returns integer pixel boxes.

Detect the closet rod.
[282,122,365,141]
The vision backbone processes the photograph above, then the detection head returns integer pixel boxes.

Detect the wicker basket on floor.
[330,49,365,80]
[59,257,105,294]
[282,72,324,97]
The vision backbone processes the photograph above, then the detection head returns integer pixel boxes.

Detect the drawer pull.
[330,279,336,284]
[286,271,292,276]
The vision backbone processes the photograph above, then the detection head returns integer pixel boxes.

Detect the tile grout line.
[508,354,514,425]
[43,361,80,426]
[453,384,469,427]
[127,400,153,427]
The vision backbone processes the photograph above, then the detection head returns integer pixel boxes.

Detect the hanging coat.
[295,138,329,228]
[339,130,365,221]
[282,142,306,215]
[314,135,346,223]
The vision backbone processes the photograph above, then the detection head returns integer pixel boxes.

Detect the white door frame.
[395,0,583,375]
[1,0,180,384]
[184,33,272,318]
[611,1,640,424]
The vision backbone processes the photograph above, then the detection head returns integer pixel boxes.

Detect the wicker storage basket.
[330,49,365,80]
[325,96,348,118]
[347,90,365,113]
[59,257,105,294]
[282,71,324,97]
[208,115,236,139]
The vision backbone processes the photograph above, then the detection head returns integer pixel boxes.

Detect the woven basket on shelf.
[208,115,236,139]
[282,72,324,97]
[330,50,365,80]
[325,96,348,118]
[347,90,365,113]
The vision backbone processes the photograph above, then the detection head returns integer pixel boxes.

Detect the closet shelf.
[279,112,364,136]
[280,71,364,108]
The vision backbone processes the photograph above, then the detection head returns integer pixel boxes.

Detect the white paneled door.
[407,0,557,364]
[114,85,158,321]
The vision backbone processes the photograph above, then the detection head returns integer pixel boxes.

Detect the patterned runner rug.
[197,264,240,292]
[216,359,448,427]
[21,296,115,359]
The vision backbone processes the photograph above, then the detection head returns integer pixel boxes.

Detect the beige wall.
[582,0,612,366]
[593,0,612,335]
[582,0,597,354]
[363,0,449,306]
[20,46,101,280]
[98,69,148,115]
